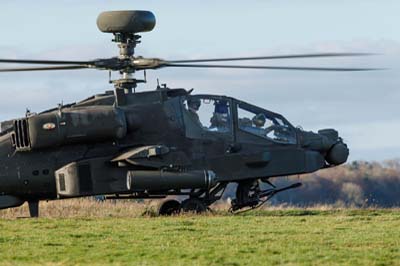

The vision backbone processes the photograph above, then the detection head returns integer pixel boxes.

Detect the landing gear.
[156,182,228,215]
[232,179,261,211]
[230,179,302,212]
[157,198,208,215]
[158,199,181,215]
[181,198,207,213]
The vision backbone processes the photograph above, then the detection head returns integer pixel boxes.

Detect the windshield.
[237,103,296,144]
[184,96,232,133]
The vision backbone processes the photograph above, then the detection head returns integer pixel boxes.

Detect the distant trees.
[271,159,400,207]
[224,159,400,207]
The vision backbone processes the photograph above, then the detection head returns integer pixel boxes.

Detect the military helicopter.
[0,11,377,217]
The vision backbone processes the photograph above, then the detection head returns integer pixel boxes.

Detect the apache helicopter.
[0,11,377,217]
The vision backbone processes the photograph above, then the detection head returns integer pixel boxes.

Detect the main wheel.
[158,199,181,216]
[181,198,207,214]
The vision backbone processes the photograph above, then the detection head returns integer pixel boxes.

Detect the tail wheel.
[158,199,181,216]
[181,198,207,213]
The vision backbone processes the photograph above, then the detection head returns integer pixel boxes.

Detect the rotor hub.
[113,33,141,59]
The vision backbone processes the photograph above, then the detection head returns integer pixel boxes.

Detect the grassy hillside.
[0,207,399,265]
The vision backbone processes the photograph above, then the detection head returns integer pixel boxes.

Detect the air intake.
[11,118,31,151]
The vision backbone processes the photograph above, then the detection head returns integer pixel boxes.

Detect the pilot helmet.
[214,100,229,114]
[252,113,266,127]
[188,98,201,111]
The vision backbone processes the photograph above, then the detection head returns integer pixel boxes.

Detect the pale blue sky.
[0,1,399,161]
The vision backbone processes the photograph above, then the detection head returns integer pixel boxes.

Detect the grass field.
[0,201,399,265]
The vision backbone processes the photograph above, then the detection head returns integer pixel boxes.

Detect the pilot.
[252,113,266,128]
[253,113,279,137]
[187,98,202,126]
[210,100,230,131]
[246,113,271,136]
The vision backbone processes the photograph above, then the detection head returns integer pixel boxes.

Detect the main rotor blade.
[164,63,380,71]
[0,65,89,72]
[167,53,374,64]
[0,59,94,65]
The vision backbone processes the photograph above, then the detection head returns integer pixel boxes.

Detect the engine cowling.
[12,106,127,150]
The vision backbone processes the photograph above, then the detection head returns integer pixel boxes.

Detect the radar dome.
[97,10,156,34]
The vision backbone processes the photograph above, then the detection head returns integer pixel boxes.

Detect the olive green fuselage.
[0,88,348,209]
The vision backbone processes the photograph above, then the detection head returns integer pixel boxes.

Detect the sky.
[0,0,398,162]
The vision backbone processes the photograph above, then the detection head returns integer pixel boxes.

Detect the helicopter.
[0,10,378,217]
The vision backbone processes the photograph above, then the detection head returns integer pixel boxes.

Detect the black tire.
[158,199,181,216]
[181,198,208,214]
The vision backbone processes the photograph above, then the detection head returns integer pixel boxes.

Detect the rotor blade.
[0,59,94,65]
[164,63,381,71]
[0,65,90,72]
[167,53,375,64]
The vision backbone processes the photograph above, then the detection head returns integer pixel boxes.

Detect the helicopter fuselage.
[0,87,349,212]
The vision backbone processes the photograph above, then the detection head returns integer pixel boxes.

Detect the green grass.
[0,210,400,266]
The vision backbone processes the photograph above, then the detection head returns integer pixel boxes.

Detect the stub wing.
[111,145,190,169]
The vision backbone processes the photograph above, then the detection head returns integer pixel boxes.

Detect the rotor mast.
[96,10,156,94]
[112,32,142,93]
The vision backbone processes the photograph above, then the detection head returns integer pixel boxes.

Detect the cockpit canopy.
[183,95,297,145]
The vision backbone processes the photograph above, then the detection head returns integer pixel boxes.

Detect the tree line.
[225,159,400,207]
